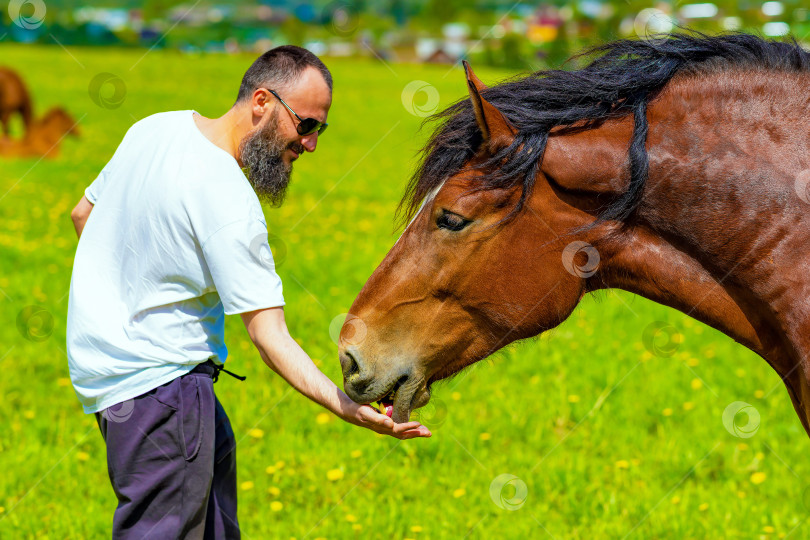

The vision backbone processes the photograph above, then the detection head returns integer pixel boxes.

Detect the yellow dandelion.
[268,486,280,497]
[737,443,749,451]
[683,402,695,411]
[451,392,462,401]
[755,452,765,461]
[754,390,765,399]
[57,377,71,387]
[327,469,344,481]
[345,514,357,523]
[266,466,277,475]
[662,408,673,417]
[641,351,653,361]
[350,450,362,459]
[275,460,285,469]
[763,526,775,533]
[352,524,362,531]
[248,428,264,439]
[670,496,681,505]
[686,357,699,367]
[699,503,709,511]
[735,369,746,378]
[411,525,423,533]
[750,472,767,485]
[615,460,630,469]
[568,395,580,403]
[316,413,331,425]
[690,378,703,390]
[737,491,746,498]
[479,433,491,441]
[240,481,254,491]
[23,410,34,419]
[453,488,465,498]
[76,451,89,461]
[270,501,283,512]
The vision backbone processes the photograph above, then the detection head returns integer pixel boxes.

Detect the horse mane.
[398,31,810,226]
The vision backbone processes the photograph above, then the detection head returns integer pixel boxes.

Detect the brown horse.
[338,32,810,437]
[0,107,79,159]
[0,67,33,136]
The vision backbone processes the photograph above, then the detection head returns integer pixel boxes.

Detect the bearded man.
[67,46,430,540]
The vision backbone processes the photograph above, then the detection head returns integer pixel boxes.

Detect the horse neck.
[568,70,810,379]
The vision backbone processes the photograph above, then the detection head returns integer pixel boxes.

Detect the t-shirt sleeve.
[85,123,138,204]
[200,218,285,315]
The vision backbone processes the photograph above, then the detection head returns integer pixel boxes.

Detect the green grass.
[1,43,808,539]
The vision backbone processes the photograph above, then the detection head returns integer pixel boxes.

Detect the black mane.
[400,31,810,225]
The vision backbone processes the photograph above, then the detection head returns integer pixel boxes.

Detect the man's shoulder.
[128,110,189,134]
[113,110,190,150]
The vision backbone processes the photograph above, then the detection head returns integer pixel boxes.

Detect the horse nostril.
[345,351,359,378]
[340,350,363,382]
[340,350,372,401]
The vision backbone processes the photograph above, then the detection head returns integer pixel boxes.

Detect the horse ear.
[463,60,517,153]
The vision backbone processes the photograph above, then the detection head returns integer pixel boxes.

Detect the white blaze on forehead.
[394,180,446,247]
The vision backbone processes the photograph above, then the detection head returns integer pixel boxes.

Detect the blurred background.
[3,1,810,539]
[3,0,809,69]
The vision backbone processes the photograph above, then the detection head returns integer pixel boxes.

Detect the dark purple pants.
[95,361,240,539]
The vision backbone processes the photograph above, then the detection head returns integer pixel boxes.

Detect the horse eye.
[436,211,470,232]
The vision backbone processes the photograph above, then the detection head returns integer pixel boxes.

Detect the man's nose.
[300,132,318,152]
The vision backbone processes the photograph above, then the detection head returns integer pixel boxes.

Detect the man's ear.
[463,60,517,154]
[252,88,273,118]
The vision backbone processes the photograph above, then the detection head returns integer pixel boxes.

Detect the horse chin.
[392,380,430,424]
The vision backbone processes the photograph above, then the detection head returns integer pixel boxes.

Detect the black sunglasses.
[266,89,328,136]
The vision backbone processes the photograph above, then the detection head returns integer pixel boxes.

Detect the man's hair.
[235,45,332,104]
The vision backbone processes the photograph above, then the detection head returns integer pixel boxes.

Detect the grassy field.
[1,43,808,539]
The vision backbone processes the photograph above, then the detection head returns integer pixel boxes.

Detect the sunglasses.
[266,89,328,136]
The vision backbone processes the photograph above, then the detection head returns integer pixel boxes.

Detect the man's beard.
[239,111,302,207]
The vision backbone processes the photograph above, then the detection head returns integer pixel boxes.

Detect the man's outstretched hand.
[240,308,432,440]
[343,400,432,440]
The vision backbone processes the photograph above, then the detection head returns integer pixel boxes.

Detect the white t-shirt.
[67,110,285,413]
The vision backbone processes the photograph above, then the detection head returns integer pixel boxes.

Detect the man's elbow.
[71,198,93,225]
[249,322,288,352]
[242,307,290,351]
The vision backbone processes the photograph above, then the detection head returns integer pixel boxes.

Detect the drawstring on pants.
[193,358,247,383]
[211,363,246,383]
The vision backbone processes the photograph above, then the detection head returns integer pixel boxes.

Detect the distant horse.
[0,67,33,136]
[338,32,810,438]
[0,107,79,159]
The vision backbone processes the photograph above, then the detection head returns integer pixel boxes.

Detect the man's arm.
[70,195,94,239]
[241,307,431,440]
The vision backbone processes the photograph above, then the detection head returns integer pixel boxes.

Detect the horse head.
[338,63,606,423]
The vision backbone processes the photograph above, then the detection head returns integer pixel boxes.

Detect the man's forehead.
[285,68,331,119]
[288,67,331,97]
